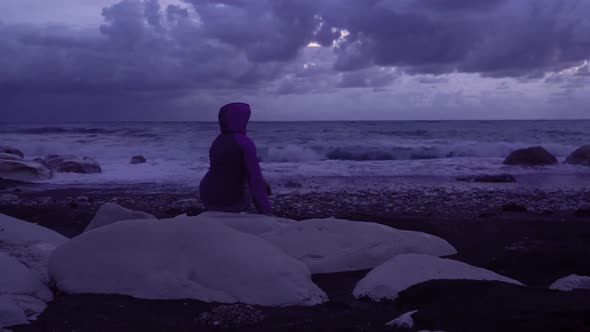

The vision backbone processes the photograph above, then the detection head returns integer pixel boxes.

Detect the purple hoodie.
[199,103,272,214]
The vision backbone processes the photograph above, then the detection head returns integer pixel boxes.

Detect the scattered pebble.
[197,304,265,329]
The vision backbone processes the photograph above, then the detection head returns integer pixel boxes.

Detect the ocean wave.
[2,126,163,140]
[258,142,577,163]
[367,129,431,137]
[5,127,119,135]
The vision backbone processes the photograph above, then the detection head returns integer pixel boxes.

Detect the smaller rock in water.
[0,159,53,181]
[386,310,418,328]
[59,157,101,174]
[574,206,590,217]
[565,145,590,166]
[503,146,558,166]
[549,274,590,291]
[456,174,516,183]
[44,155,68,171]
[44,155,102,174]
[32,158,46,166]
[0,146,24,158]
[197,304,265,329]
[0,194,19,203]
[502,203,528,213]
[130,155,147,164]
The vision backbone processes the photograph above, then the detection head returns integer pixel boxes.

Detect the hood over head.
[218,102,251,134]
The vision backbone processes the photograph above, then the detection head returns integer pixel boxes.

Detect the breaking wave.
[258,142,576,162]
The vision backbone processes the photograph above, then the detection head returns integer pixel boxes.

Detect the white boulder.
[84,203,157,233]
[192,211,294,236]
[49,218,327,307]
[353,254,523,301]
[130,155,147,164]
[0,253,53,328]
[549,275,590,291]
[264,218,456,274]
[195,213,456,274]
[0,214,68,283]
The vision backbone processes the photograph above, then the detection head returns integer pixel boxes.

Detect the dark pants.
[205,190,251,213]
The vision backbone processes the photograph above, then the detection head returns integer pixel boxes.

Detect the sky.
[1,0,589,121]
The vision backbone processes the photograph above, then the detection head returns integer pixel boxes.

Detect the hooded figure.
[199,102,272,214]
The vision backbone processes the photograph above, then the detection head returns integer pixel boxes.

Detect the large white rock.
[549,275,590,291]
[0,214,68,283]
[49,218,327,307]
[0,295,29,328]
[191,211,294,236]
[0,160,52,182]
[194,213,457,274]
[84,203,157,233]
[261,219,457,274]
[353,254,523,301]
[0,253,52,328]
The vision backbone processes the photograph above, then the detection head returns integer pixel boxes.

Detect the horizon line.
[2,118,590,124]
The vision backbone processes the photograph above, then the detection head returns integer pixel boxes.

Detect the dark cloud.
[320,0,590,77]
[337,68,399,88]
[185,0,318,62]
[1,0,590,119]
[414,0,508,12]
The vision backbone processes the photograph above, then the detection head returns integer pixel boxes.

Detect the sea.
[1,120,590,187]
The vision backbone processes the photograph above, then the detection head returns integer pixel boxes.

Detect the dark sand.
[2,180,590,332]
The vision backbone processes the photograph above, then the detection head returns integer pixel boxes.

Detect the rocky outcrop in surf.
[0,147,53,181]
[130,155,147,164]
[565,145,590,166]
[44,155,102,174]
[503,146,558,166]
[0,146,24,158]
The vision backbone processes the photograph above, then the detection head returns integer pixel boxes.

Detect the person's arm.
[239,137,272,214]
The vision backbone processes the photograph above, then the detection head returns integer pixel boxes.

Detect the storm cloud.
[0,0,589,120]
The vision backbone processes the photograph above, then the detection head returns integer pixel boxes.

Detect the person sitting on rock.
[199,102,272,215]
